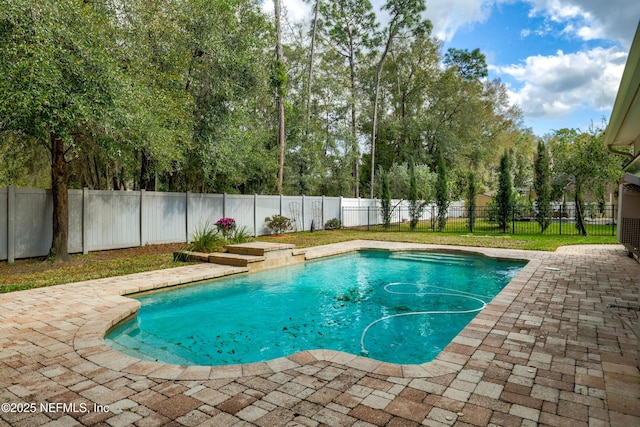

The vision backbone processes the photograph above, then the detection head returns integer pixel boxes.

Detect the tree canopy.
[1,0,537,200]
[547,128,623,235]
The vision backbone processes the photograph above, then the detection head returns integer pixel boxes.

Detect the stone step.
[175,242,305,272]
[225,242,296,256]
[208,252,266,267]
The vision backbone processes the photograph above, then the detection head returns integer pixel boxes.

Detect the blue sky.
[269,0,639,137]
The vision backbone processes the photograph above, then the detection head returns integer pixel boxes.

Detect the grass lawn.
[256,229,618,252]
[357,217,618,237]
[0,243,189,294]
[0,231,619,293]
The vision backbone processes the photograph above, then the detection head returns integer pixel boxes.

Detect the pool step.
[225,242,296,256]
[176,242,305,272]
[208,252,266,267]
[389,252,477,266]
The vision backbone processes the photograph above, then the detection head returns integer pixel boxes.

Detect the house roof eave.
[604,21,640,152]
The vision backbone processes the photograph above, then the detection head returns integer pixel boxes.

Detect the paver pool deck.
[1,240,638,427]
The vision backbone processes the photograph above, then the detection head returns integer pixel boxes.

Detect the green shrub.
[265,215,293,234]
[228,225,254,244]
[324,218,342,230]
[188,221,223,252]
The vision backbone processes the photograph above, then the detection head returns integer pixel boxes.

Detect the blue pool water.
[106,251,524,365]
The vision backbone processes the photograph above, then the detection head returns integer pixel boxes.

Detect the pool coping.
[74,240,544,381]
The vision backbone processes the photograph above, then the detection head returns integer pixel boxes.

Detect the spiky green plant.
[189,221,223,252]
[229,226,254,244]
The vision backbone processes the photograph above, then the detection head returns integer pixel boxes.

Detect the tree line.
[0,0,625,259]
[1,0,530,195]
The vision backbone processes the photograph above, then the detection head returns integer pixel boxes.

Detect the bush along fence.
[342,203,618,236]
[0,187,352,262]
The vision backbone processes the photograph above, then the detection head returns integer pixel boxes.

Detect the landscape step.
[208,252,266,267]
[225,242,296,256]
[175,242,306,271]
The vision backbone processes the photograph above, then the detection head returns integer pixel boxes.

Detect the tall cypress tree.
[466,171,477,233]
[274,0,286,194]
[496,150,513,232]
[534,141,552,232]
[380,168,392,229]
[408,159,420,230]
[435,154,449,231]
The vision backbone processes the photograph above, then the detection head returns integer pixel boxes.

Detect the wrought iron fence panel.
[342,204,617,236]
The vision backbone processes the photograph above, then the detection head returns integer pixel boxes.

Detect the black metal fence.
[342,204,617,236]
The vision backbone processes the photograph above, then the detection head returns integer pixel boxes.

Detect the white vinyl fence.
[1,187,351,262]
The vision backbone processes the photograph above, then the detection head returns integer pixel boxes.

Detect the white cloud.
[524,0,640,48]
[423,0,638,47]
[262,0,311,23]
[493,47,627,118]
[527,0,584,21]
[421,0,494,42]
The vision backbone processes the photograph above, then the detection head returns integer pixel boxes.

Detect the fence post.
[185,191,190,243]
[559,204,563,235]
[512,206,515,234]
[279,194,283,216]
[82,187,89,254]
[254,193,258,237]
[339,196,343,224]
[140,189,146,246]
[301,194,305,232]
[7,185,15,263]
[367,206,370,231]
[321,195,325,230]
[611,203,615,236]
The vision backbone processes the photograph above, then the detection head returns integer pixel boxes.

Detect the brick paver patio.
[1,241,638,426]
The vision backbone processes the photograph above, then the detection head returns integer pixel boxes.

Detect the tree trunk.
[49,132,70,262]
[349,50,359,198]
[305,0,320,137]
[370,65,382,199]
[277,98,285,193]
[275,0,286,194]
[370,24,397,199]
[574,184,588,236]
[139,148,156,190]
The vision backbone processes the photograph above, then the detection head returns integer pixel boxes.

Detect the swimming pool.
[106,251,524,365]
